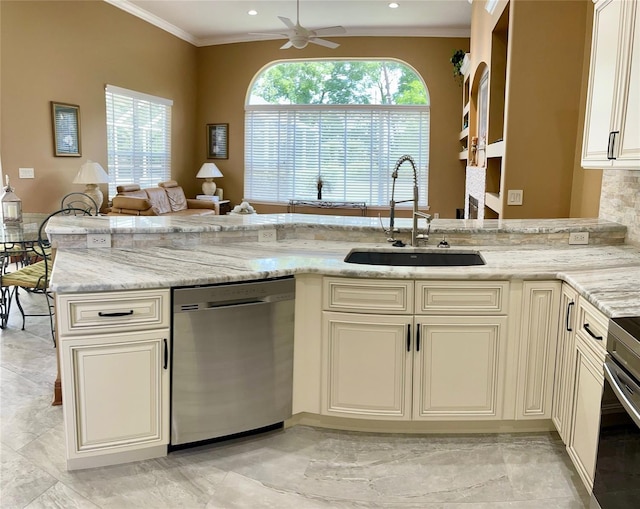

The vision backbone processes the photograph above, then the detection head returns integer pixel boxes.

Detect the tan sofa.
[108,180,219,216]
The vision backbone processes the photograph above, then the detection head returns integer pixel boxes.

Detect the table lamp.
[73,160,109,211]
[196,162,223,196]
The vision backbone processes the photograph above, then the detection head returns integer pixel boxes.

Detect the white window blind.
[245,106,429,206]
[105,85,173,198]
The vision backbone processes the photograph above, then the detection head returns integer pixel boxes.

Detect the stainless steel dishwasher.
[171,276,295,447]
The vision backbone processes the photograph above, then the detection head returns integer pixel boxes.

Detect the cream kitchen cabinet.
[515,281,561,420]
[566,297,608,492]
[552,283,579,443]
[57,289,171,470]
[322,312,413,419]
[582,0,640,169]
[413,316,508,419]
[321,278,510,421]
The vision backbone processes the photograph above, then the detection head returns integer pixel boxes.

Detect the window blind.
[105,85,173,199]
[245,106,429,206]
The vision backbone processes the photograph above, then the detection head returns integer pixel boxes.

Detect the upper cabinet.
[582,0,640,169]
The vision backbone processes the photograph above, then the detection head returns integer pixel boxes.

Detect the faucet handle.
[438,237,450,248]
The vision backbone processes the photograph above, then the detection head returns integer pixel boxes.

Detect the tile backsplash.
[599,169,640,246]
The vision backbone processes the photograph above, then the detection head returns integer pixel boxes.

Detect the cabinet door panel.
[552,284,578,443]
[582,0,623,167]
[62,331,169,454]
[614,0,640,165]
[322,312,412,420]
[414,316,507,419]
[567,339,604,491]
[517,282,560,419]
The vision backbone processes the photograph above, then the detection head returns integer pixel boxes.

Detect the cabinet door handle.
[406,324,411,352]
[566,301,574,332]
[583,323,603,341]
[607,131,619,160]
[98,310,134,318]
[416,323,421,352]
[163,338,168,370]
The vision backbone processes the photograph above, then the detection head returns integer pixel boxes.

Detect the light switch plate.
[507,190,523,206]
[19,167,35,179]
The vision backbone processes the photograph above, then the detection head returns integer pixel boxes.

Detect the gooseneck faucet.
[386,155,432,246]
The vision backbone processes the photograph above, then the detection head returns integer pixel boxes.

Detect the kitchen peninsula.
[48,214,640,495]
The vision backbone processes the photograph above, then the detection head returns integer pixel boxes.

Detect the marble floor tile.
[0,291,589,508]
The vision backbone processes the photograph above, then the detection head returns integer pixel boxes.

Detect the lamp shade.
[72,160,109,212]
[196,163,223,179]
[73,160,109,184]
[196,162,223,195]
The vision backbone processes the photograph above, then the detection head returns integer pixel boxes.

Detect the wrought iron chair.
[0,207,91,344]
[60,192,99,215]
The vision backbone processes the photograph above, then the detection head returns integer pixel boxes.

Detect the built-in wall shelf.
[486,140,505,158]
[459,127,470,140]
[485,192,502,214]
[459,149,469,160]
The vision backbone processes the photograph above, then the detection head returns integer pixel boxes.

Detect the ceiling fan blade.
[312,26,346,37]
[278,16,295,29]
[280,40,294,50]
[249,32,288,38]
[309,37,340,49]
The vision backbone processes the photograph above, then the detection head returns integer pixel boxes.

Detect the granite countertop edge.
[50,240,640,318]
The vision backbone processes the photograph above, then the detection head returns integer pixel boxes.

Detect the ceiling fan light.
[291,36,308,49]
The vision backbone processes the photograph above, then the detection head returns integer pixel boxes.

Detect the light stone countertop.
[50,239,640,318]
[46,214,627,235]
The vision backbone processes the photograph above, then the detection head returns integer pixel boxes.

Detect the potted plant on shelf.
[450,49,466,86]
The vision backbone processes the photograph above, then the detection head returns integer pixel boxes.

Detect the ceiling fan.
[250,0,346,50]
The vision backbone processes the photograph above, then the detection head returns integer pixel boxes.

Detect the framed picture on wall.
[51,101,81,157]
[207,123,228,159]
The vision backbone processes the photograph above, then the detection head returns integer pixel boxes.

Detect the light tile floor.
[1,291,590,508]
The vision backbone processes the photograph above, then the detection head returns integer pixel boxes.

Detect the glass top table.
[0,223,40,247]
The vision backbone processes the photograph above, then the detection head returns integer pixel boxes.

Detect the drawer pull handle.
[406,324,411,352]
[607,131,619,160]
[416,323,421,352]
[98,310,134,318]
[163,338,168,370]
[566,301,574,332]
[584,323,603,341]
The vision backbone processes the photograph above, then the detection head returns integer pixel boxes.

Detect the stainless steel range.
[591,316,640,509]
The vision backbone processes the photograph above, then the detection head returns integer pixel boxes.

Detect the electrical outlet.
[569,232,589,245]
[433,213,440,219]
[507,190,523,205]
[87,233,111,248]
[258,229,277,242]
[19,167,35,179]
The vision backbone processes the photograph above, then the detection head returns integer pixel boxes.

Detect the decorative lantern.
[1,176,23,226]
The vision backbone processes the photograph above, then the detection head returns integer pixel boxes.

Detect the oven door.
[590,358,640,509]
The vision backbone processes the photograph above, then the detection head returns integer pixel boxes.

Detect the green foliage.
[450,49,466,85]
[250,60,428,105]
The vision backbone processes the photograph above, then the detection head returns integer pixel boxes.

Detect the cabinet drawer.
[415,281,509,315]
[58,289,170,336]
[323,278,413,314]
[576,298,608,355]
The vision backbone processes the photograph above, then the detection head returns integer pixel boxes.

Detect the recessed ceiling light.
[389,2,399,8]
[248,9,258,16]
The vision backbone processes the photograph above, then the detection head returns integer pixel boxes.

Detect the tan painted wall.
[469,0,601,219]
[0,1,198,213]
[195,37,470,218]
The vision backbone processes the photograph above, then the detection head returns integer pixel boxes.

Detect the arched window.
[245,59,430,207]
